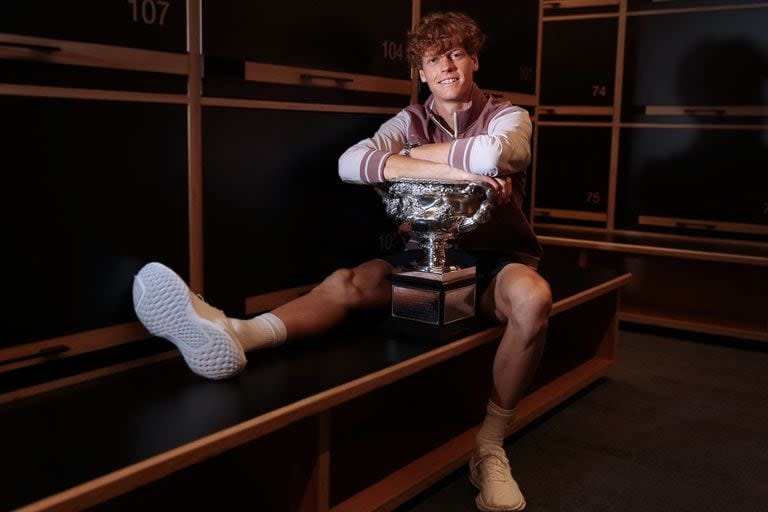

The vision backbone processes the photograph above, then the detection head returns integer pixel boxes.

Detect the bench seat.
[1,263,631,512]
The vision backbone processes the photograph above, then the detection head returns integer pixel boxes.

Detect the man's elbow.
[338,151,357,183]
[471,141,505,173]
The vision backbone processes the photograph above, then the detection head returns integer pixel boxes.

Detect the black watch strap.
[403,141,421,158]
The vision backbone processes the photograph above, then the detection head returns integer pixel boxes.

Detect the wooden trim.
[644,105,768,117]
[0,351,177,406]
[0,83,187,103]
[536,120,613,127]
[537,105,613,116]
[638,216,768,236]
[534,223,610,235]
[614,229,768,252]
[244,62,411,96]
[613,228,768,250]
[530,0,545,220]
[187,0,204,292]
[483,89,537,107]
[627,2,768,17]
[245,283,319,315]
[597,292,620,360]
[550,274,631,316]
[0,322,149,373]
[535,208,608,222]
[330,357,615,512]
[619,310,768,343]
[410,0,420,105]
[317,412,331,512]
[0,33,188,75]
[299,412,331,512]
[544,12,620,21]
[537,224,768,251]
[607,0,627,231]
[538,235,768,266]
[200,96,401,115]
[543,0,619,7]
[620,122,768,130]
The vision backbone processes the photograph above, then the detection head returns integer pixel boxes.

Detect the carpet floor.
[396,326,768,512]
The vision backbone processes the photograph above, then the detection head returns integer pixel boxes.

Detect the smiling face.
[419,47,479,109]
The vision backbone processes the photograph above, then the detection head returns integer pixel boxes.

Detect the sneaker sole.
[133,262,246,380]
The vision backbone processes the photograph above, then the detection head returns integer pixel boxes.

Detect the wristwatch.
[402,141,421,158]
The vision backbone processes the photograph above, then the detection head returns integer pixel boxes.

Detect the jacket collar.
[424,84,488,138]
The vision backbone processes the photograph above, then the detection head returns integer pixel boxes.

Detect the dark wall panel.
[617,127,768,230]
[203,0,411,79]
[1,0,187,52]
[623,7,768,119]
[0,96,189,347]
[628,0,764,11]
[540,18,618,106]
[535,126,612,213]
[202,107,398,314]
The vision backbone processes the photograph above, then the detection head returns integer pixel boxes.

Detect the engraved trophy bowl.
[377,177,497,274]
[376,177,498,327]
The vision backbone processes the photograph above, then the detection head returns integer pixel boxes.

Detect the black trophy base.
[386,267,479,342]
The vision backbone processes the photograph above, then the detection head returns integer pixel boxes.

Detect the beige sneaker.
[469,446,526,511]
[133,262,247,380]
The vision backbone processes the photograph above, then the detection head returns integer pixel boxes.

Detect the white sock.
[476,400,516,449]
[230,312,287,352]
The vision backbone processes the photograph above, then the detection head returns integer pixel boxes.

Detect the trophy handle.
[458,182,497,233]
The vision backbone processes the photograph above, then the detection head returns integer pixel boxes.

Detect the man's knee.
[496,267,552,329]
[315,268,361,304]
[519,276,553,321]
[315,264,389,307]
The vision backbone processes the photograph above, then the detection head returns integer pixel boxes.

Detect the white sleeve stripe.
[366,151,383,182]
[360,150,375,183]
[464,137,476,172]
[377,153,387,182]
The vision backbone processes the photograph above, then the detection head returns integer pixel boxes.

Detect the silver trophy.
[377,178,497,326]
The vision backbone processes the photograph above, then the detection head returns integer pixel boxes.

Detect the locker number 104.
[382,40,404,61]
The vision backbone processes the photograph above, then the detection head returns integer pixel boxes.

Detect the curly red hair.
[407,12,486,68]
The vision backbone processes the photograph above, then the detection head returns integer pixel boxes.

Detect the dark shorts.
[384,249,520,298]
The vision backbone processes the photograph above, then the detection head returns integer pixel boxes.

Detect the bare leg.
[479,263,552,409]
[133,259,394,379]
[270,258,394,339]
[470,263,552,511]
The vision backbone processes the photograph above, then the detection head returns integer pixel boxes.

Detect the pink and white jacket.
[338,84,542,268]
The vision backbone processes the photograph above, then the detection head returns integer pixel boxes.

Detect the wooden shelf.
[537,227,768,266]
[619,307,768,343]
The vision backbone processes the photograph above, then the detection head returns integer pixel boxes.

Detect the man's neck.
[433,99,472,130]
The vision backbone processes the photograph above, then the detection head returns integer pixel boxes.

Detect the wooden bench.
[1,262,631,512]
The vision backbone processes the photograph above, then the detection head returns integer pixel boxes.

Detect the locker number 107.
[128,0,170,26]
